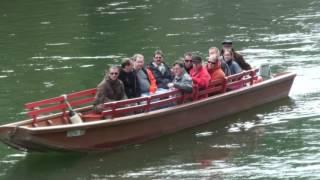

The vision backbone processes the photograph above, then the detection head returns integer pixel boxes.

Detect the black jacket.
[119,69,141,98]
[148,62,173,89]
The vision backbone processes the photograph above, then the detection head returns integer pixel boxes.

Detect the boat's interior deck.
[24,69,259,128]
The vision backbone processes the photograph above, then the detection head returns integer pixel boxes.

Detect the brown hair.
[105,66,120,74]
[121,58,132,68]
[154,50,164,57]
[172,61,184,68]
[222,49,234,59]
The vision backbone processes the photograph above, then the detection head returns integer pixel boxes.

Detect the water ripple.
[31,55,121,60]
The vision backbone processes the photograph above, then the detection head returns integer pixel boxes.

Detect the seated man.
[209,47,231,76]
[148,50,173,89]
[167,61,193,93]
[206,54,226,81]
[190,56,211,90]
[93,66,126,112]
[183,52,193,74]
[132,54,157,96]
[119,58,140,98]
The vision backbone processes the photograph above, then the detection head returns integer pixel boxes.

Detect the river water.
[0,0,320,179]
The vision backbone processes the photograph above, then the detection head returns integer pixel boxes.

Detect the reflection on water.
[1,0,320,179]
[1,98,297,179]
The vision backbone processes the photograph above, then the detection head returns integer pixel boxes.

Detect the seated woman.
[206,54,226,81]
[222,49,242,75]
[93,66,126,112]
[221,40,252,70]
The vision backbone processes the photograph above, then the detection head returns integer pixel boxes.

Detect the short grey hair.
[106,66,120,74]
[132,54,144,61]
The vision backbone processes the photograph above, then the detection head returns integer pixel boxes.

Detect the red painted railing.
[25,88,97,125]
[24,69,259,126]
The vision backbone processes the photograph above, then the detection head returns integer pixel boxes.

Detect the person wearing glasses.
[93,66,126,112]
[190,56,211,90]
[208,47,231,76]
[206,54,226,81]
[148,50,173,89]
[183,52,193,74]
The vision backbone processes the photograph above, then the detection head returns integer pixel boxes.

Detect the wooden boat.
[0,69,296,152]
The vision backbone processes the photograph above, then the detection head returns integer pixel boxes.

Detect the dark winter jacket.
[93,77,126,106]
[119,69,141,98]
[148,62,173,89]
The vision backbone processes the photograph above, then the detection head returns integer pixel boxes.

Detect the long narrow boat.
[0,69,296,152]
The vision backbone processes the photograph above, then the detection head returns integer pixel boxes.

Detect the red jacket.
[190,66,211,89]
[206,60,226,81]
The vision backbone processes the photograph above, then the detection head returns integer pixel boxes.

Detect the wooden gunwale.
[17,72,295,133]
[0,72,296,152]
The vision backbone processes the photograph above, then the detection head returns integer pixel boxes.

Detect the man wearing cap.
[221,40,252,70]
[189,56,211,90]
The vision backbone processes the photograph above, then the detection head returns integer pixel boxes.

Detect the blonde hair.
[132,54,144,61]
[209,47,220,56]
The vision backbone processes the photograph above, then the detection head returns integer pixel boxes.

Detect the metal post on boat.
[222,78,227,93]
[111,102,117,119]
[260,63,272,80]
[62,94,83,124]
[250,70,255,85]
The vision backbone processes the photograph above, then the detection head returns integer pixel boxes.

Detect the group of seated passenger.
[93,40,252,112]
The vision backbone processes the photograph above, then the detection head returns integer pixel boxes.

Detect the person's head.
[192,55,203,70]
[183,52,193,69]
[121,58,134,72]
[107,66,120,81]
[207,55,219,70]
[222,40,233,50]
[222,49,234,62]
[132,54,144,70]
[153,50,164,65]
[208,47,220,57]
[172,61,185,77]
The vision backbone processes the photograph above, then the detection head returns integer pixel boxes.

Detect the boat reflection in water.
[2,97,297,179]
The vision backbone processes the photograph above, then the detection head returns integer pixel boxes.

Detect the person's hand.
[167,83,174,88]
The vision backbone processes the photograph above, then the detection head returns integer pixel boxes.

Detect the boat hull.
[0,72,296,152]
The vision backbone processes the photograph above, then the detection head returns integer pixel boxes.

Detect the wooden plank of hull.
[0,72,296,152]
